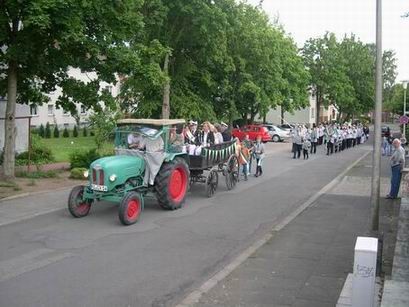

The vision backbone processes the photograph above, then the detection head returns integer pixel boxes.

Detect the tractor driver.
[128,133,164,152]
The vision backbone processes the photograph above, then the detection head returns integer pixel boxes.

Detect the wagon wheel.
[225,155,239,190]
[206,169,219,197]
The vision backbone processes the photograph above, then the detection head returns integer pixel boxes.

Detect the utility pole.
[370,0,382,232]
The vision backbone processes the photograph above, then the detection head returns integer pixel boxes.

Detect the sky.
[248,0,409,81]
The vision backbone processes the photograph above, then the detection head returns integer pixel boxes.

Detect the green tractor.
[68,119,190,225]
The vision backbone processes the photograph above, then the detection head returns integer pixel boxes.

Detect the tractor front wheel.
[155,158,189,210]
[118,191,143,225]
[68,185,93,218]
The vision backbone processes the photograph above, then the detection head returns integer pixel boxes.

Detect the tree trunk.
[161,53,170,119]
[281,106,285,125]
[2,61,18,179]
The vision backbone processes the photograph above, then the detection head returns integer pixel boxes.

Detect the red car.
[232,125,272,142]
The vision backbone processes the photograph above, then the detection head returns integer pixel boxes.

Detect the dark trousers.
[352,138,356,147]
[342,140,346,151]
[390,165,402,198]
[310,142,317,154]
[293,144,301,158]
[357,137,361,145]
[318,136,323,145]
[303,149,309,159]
[327,142,334,155]
[346,139,351,148]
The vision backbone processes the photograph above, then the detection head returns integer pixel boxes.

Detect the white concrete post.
[352,237,378,307]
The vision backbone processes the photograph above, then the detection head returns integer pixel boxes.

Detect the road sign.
[400,115,409,124]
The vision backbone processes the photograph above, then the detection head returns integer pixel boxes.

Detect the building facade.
[261,91,339,127]
[29,68,121,129]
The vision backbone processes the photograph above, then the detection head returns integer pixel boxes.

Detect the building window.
[64,123,69,128]
[63,109,70,116]
[104,85,113,94]
[311,108,315,119]
[48,104,54,116]
[80,105,86,115]
[30,105,38,116]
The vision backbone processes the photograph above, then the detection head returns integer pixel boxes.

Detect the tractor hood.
[90,155,145,188]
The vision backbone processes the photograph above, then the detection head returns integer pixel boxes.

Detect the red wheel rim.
[127,199,141,221]
[75,191,90,215]
[76,202,90,215]
[169,167,187,202]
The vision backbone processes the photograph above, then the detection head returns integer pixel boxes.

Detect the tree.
[83,127,88,137]
[45,122,51,139]
[53,125,60,138]
[63,128,69,138]
[0,0,145,178]
[73,125,78,138]
[89,109,119,150]
[302,33,353,123]
[38,124,45,138]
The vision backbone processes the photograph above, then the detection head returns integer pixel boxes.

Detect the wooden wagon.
[188,140,239,197]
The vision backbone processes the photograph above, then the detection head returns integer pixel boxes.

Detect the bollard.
[352,237,378,307]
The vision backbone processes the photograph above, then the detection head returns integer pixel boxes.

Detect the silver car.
[263,124,291,142]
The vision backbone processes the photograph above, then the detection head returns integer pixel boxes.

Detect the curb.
[175,149,371,307]
[0,185,77,203]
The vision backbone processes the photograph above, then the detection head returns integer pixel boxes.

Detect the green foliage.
[73,125,78,137]
[38,124,45,138]
[53,125,60,138]
[89,109,117,149]
[15,135,55,166]
[82,127,88,137]
[119,0,309,123]
[69,149,100,169]
[70,167,88,180]
[303,33,398,121]
[16,170,59,179]
[45,122,51,139]
[63,128,69,138]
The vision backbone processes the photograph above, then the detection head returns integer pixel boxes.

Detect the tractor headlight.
[83,170,89,178]
[109,174,117,182]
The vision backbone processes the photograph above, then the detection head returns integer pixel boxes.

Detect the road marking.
[175,150,371,307]
[0,248,73,283]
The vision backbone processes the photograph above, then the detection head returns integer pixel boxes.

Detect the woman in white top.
[212,124,224,144]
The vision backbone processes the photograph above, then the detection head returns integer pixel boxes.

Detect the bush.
[38,124,45,138]
[45,122,51,138]
[16,170,59,179]
[69,148,100,169]
[63,127,69,138]
[90,131,95,136]
[53,126,60,138]
[70,167,88,180]
[73,125,78,137]
[82,126,88,137]
[15,135,55,165]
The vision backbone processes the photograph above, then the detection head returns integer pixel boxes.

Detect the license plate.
[91,184,108,192]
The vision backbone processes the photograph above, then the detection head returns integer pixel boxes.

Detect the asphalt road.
[0,141,371,307]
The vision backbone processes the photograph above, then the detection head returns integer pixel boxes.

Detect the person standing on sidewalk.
[310,124,318,154]
[386,139,406,199]
[302,137,311,160]
[253,135,265,177]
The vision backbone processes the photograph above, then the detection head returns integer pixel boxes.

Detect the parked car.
[232,124,272,142]
[278,124,295,132]
[263,124,291,142]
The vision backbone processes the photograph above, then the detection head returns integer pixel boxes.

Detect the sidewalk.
[191,151,396,306]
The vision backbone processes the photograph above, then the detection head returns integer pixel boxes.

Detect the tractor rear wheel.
[118,191,143,225]
[155,158,189,210]
[68,185,92,218]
